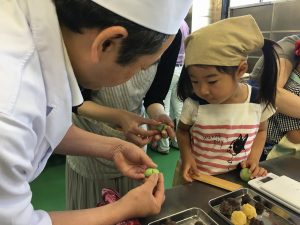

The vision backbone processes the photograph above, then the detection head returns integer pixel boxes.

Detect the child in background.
[173,15,279,185]
[157,20,190,153]
[262,40,300,160]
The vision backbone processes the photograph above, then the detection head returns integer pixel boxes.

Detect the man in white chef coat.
[0,0,192,225]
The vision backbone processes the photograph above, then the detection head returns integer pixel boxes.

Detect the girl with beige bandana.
[173,15,279,185]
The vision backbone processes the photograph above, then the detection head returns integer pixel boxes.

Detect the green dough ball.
[152,168,160,174]
[240,168,252,182]
[144,168,160,177]
[156,124,167,131]
[144,168,153,177]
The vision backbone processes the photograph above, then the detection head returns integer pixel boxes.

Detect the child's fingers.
[139,117,161,126]
[183,173,193,182]
[248,162,257,173]
[133,127,159,138]
[191,164,200,176]
[250,167,259,178]
[256,167,268,177]
[250,165,266,178]
[262,168,268,176]
[161,129,168,139]
[153,134,161,142]
[165,126,176,139]
[183,167,193,182]
[240,160,247,168]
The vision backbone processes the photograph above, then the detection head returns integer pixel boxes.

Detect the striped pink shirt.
[180,85,274,175]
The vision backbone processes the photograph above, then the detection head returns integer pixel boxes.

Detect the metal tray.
[208,188,300,225]
[148,207,218,225]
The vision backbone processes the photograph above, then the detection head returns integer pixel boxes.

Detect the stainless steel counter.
[141,152,300,225]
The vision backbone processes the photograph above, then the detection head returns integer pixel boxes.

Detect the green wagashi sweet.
[144,168,160,177]
[156,124,167,131]
[240,168,252,182]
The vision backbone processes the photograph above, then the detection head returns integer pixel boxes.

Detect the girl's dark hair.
[177,66,192,101]
[53,0,169,65]
[259,39,279,108]
[177,66,238,101]
[178,39,279,108]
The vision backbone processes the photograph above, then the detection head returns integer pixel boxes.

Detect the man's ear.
[90,26,128,63]
[235,60,248,79]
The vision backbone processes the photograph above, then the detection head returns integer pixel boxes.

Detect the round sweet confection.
[156,124,167,131]
[156,124,168,138]
[227,197,241,211]
[241,194,252,205]
[253,195,262,203]
[240,168,252,182]
[144,168,160,177]
[231,211,247,225]
[220,197,241,217]
[220,200,234,217]
[249,218,264,225]
[255,201,265,215]
[242,203,257,219]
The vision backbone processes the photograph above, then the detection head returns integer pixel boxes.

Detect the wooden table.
[141,152,300,224]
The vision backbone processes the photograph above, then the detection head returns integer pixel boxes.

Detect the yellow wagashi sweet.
[231,211,247,225]
[242,203,257,219]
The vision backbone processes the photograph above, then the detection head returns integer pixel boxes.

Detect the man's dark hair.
[53,0,170,65]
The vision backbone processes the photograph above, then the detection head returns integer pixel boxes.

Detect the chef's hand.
[118,173,165,218]
[111,141,157,179]
[117,110,160,147]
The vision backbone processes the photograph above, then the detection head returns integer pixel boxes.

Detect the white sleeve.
[179,98,198,125]
[260,104,276,122]
[0,3,52,224]
[0,115,52,225]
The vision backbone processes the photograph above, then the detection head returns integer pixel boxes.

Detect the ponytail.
[259,39,279,108]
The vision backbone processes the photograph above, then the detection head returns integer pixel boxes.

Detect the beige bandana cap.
[184,15,264,67]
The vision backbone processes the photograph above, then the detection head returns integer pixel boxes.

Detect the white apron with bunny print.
[180,85,274,175]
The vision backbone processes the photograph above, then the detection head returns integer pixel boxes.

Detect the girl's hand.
[117,110,160,147]
[241,159,268,178]
[181,154,199,182]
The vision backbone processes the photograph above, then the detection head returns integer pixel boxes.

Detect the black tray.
[208,188,300,225]
[148,207,218,225]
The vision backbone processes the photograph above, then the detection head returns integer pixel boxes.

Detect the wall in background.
[230,0,300,71]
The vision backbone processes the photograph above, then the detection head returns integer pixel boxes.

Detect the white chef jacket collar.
[28,0,83,109]
[25,0,83,148]
[62,41,84,108]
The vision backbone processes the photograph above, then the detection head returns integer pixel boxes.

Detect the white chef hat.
[91,0,193,35]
